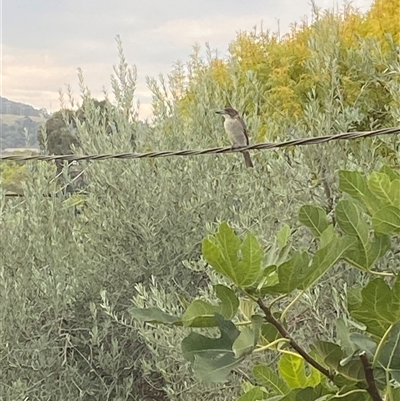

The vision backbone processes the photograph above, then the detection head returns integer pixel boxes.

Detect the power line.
[1,127,399,163]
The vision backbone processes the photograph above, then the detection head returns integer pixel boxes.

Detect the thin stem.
[368,270,395,277]
[385,369,393,401]
[257,297,334,380]
[281,290,305,322]
[268,293,287,309]
[373,324,394,368]
[332,389,367,398]
[254,338,290,353]
[359,351,383,401]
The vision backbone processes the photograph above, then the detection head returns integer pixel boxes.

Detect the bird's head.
[216,107,238,119]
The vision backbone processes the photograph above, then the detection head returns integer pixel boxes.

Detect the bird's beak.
[215,110,225,115]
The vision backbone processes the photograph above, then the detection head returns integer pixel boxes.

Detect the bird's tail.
[242,151,254,168]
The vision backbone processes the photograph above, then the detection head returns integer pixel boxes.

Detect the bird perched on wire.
[216,107,254,168]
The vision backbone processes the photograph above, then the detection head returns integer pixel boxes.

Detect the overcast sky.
[1,0,373,119]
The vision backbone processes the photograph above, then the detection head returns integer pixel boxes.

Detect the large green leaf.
[277,353,321,389]
[299,205,329,237]
[338,170,369,202]
[202,222,263,288]
[181,315,239,363]
[336,200,368,244]
[339,170,384,214]
[319,225,336,249]
[377,321,400,383]
[217,285,240,320]
[379,165,400,181]
[233,315,263,358]
[182,300,219,327]
[368,172,394,206]
[261,251,309,294]
[263,236,354,294]
[233,327,256,358]
[336,199,390,270]
[391,179,400,208]
[260,322,281,344]
[345,235,391,271]
[311,341,365,382]
[202,222,240,279]
[257,265,279,292]
[299,236,356,290]
[253,364,290,395]
[280,386,334,401]
[182,284,239,327]
[237,386,268,401]
[239,232,265,286]
[368,172,400,207]
[193,352,244,383]
[349,278,400,338]
[181,315,243,383]
[349,333,377,357]
[372,205,400,236]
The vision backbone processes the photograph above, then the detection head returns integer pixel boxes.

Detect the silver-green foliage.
[0,21,399,401]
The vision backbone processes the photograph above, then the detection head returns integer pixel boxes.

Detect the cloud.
[1,43,155,117]
[2,46,105,109]
[2,0,374,119]
[153,15,274,48]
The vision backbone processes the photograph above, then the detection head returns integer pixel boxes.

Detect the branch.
[257,297,334,381]
[359,351,383,401]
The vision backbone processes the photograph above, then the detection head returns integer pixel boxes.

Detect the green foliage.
[203,223,264,289]
[0,116,41,150]
[39,109,80,155]
[339,167,400,237]
[0,159,29,193]
[348,277,400,337]
[1,1,400,400]
[129,167,400,400]
[177,0,400,143]
[181,315,243,383]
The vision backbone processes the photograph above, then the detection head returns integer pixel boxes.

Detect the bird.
[216,107,254,168]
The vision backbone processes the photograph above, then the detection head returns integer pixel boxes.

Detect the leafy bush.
[1,1,399,400]
[129,166,400,400]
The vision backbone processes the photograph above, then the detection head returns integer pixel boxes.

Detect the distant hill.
[0,97,48,150]
[0,96,48,118]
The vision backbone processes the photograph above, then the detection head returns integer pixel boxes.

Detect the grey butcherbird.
[216,107,254,168]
